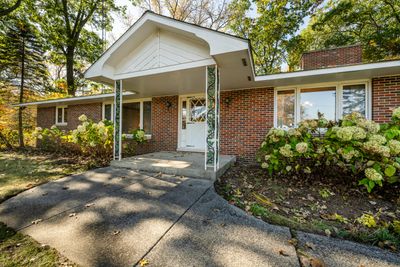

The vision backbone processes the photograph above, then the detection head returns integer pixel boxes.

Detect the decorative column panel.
[205,65,220,171]
[113,80,123,161]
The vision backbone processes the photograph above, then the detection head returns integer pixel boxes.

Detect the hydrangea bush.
[33,114,147,166]
[258,108,400,192]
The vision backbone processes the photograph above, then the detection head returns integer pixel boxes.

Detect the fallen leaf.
[68,213,76,217]
[324,229,331,237]
[139,258,149,266]
[310,257,326,267]
[113,230,120,235]
[305,242,315,250]
[31,219,42,225]
[288,238,298,246]
[278,249,289,256]
[42,192,48,196]
[85,203,94,208]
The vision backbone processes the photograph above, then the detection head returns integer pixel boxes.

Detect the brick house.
[20,11,400,170]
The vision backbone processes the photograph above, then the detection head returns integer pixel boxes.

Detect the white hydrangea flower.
[363,141,390,157]
[368,134,386,145]
[261,162,269,169]
[365,168,383,181]
[357,119,380,133]
[295,142,308,153]
[393,107,400,120]
[388,140,400,155]
[82,121,89,128]
[89,141,96,147]
[37,134,43,139]
[78,114,88,122]
[50,125,57,130]
[264,155,271,161]
[97,121,105,128]
[336,127,353,141]
[352,127,366,140]
[77,125,85,133]
[287,128,301,137]
[35,127,42,131]
[279,144,293,157]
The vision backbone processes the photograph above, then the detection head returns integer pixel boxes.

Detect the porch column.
[205,65,220,171]
[113,80,123,161]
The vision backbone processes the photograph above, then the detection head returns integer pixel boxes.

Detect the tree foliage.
[33,0,126,96]
[0,15,49,147]
[297,0,400,64]
[0,0,22,17]
[229,0,322,75]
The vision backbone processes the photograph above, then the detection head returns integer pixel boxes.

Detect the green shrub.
[70,115,114,165]
[33,114,148,166]
[258,108,400,192]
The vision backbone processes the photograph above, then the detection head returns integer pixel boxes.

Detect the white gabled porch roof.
[85,11,253,97]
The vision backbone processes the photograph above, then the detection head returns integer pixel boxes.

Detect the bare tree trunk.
[18,35,25,148]
[66,46,75,96]
[0,132,13,150]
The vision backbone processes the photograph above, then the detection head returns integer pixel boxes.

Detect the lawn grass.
[0,151,87,202]
[0,150,89,266]
[0,222,76,266]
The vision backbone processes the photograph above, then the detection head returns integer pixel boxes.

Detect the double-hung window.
[275,81,370,128]
[55,106,68,126]
[102,99,152,135]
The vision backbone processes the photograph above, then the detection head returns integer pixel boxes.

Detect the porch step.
[110,152,236,180]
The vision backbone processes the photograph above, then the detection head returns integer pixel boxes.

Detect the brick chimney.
[301,44,363,70]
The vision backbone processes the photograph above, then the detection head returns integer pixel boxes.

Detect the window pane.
[300,87,336,121]
[277,90,295,128]
[182,100,187,130]
[342,84,366,116]
[143,101,152,134]
[57,108,63,123]
[189,98,206,122]
[122,102,140,133]
[104,104,112,121]
[63,108,68,123]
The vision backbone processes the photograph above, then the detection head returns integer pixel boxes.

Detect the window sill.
[55,123,67,126]
[123,134,152,140]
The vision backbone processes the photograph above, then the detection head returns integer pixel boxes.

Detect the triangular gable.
[116,30,210,75]
[85,11,249,82]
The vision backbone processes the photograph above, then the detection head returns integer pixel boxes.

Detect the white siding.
[115,30,211,75]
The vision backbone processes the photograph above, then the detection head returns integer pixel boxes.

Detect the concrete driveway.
[0,167,399,267]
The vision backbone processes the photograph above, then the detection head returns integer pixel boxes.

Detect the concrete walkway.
[0,167,399,267]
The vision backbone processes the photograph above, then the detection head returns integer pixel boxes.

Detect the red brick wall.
[67,103,102,130]
[372,75,400,123]
[301,45,362,70]
[220,88,274,162]
[37,107,55,129]
[150,95,179,151]
[37,103,102,131]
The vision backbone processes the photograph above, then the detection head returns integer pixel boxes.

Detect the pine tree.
[0,17,49,148]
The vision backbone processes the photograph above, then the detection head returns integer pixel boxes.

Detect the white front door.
[179,96,206,151]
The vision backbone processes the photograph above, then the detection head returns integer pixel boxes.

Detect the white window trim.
[103,98,152,138]
[274,79,371,128]
[55,105,68,126]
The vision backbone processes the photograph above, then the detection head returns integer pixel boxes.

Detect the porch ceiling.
[121,66,206,97]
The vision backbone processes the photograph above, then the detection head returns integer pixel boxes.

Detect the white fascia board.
[114,58,216,80]
[15,92,135,107]
[255,60,400,82]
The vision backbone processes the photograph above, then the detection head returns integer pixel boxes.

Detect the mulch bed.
[215,163,400,252]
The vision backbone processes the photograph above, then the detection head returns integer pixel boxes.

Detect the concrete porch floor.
[110,151,236,180]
